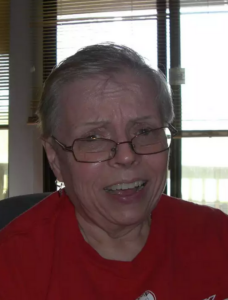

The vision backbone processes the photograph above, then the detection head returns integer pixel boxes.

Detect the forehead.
[60,72,161,130]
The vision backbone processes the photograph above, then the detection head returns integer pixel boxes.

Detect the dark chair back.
[0,193,51,230]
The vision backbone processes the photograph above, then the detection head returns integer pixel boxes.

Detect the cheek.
[145,152,168,175]
[62,161,105,210]
[66,161,105,191]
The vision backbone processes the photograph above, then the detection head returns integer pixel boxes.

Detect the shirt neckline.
[58,193,167,279]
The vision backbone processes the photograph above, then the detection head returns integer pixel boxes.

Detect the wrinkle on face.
[59,72,161,143]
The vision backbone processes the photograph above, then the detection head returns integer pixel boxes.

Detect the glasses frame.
[52,124,177,163]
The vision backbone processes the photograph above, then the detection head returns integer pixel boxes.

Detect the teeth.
[105,180,145,191]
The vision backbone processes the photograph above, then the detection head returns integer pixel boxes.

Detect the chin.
[111,209,150,227]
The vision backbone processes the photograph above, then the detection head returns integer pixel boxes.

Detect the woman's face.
[47,72,169,230]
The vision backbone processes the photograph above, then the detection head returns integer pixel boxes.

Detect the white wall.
[9,0,43,196]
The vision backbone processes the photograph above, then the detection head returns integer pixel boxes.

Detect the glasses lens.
[133,127,171,154]
[73,138,116,162]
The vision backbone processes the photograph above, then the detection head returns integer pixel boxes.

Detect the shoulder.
[0,191,69,299]
[157,194,228,246]
[0,191,66,245]
[159,193,228,221]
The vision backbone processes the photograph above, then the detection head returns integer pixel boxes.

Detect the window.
[0,129,8,199]
[180,5,228,213]
[0,0,10,200]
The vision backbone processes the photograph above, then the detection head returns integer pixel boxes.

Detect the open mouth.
[104,180,147,194]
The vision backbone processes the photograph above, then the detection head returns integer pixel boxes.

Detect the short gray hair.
[37,43,174,137]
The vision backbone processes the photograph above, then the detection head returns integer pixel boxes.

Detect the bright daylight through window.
[0,57,9,200]
[0,129,8,199]
[0,0,9,201]
[57,4,228,213]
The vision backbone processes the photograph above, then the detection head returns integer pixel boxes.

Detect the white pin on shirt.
[136,290,156,300]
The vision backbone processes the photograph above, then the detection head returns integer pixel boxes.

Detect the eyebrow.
[129,115,159,123]
[78,116,159,128]
[78,120,111,127]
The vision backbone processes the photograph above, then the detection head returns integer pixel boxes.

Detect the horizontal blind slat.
[56,0,157,15]
[0,0,9,126]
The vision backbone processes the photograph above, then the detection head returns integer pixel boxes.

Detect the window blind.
[57,0,157,15]
[180,0,225,6]
[0,0,10,127]
[29,0,228,129]
[29,0,168,122]
[56,0,226,15]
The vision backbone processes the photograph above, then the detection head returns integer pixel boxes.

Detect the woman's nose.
[108,141,140,168]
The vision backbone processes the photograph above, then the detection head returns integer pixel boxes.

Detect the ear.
[42,139,64,182]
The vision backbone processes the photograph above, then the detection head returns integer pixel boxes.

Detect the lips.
[104,180,147,193]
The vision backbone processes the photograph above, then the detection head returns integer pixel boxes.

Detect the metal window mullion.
[169,0,182,198]
[157,0,167,77]
[157,0,168,193]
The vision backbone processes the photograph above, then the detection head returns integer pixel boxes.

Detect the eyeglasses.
[52,124,177,163]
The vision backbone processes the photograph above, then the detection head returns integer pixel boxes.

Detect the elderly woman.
[0,44,228,300]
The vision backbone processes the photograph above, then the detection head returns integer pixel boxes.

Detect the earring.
[55,180,65,196]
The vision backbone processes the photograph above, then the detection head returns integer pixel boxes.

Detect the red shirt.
[0,192,228,300]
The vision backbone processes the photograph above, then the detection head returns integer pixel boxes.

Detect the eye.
[84,135,99,140]
[137,128,152,136]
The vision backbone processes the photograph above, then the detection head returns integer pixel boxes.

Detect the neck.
[76,212,151,262]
